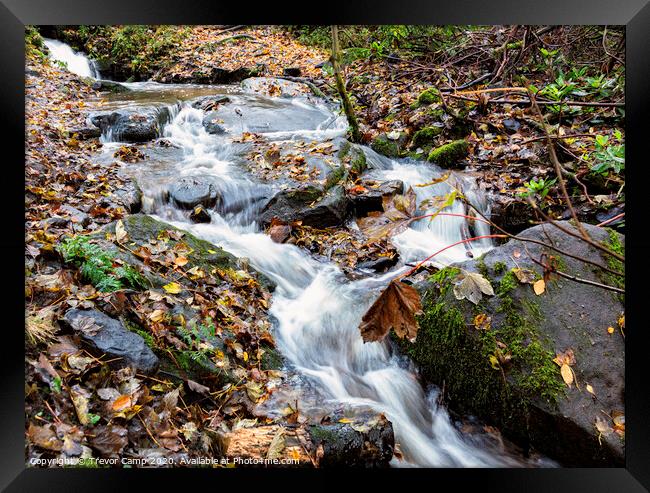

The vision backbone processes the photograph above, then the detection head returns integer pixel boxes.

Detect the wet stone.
[168,176,218,210]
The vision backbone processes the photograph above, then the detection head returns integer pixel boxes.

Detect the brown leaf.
[90,425,128,457]
[27,423,63,452]
[269,224,292,243]
[187,379,210,395]
[359,280,423,343]
[357,188,416,241]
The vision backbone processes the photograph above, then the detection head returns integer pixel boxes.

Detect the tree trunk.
[330,25,361,143]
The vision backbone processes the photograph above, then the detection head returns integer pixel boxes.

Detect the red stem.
[399,234,507,280]
[596,212,624,227]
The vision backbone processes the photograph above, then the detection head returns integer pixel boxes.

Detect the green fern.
[58,235,146,293]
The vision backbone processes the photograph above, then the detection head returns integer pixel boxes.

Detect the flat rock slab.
[168,176,218,210]
[62,308,159,374]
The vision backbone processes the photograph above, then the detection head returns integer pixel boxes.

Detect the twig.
[527,90,592,242]
[596,213,624,227]
[526,251,624,294]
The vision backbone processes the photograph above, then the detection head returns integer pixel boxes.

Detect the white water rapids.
[42,38,100,79]
[47,39,553,467]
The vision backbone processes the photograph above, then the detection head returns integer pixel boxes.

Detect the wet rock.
[502,118,521,134]
[356,255,399,273]
[189,204,211,223]
[400,222,624,466]
[168,176,218,210]
[349,179,404,217]
[259,185,348,228]
[201,112,227,135]
[91,79,130,93]
[411,125,444,150]
[371,132,407,158]
[58,205,90,227]
[62,308,159,374]
[309,408,394,467]
[110,180,142,213]
[191,95,230,112]
[89,107,171,143]
[68,126,101,140]
[489,196,534,234]
[283,67,302,77]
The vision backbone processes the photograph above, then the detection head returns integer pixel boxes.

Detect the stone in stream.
[62,308,159,374]
[398,221,625,466]
[67,126,101,140]
[189,204,211,223]
[168,176,218,210]
[90,79,130,93]
[89,107,172,143]
[370,132,408,158]
[241,77,312,99]
[201,112,227,135]
[259,185,349,228]
[348,179,404,217]
[190,95,230,112]
[110,179,143,213]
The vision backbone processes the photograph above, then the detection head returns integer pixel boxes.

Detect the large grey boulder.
[168,176,218,210]
[62,309,159,374]
[397,221,625,466]
[259,185,348,228]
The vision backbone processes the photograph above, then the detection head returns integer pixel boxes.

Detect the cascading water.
[91,74,553,468]
[43,38,100,79]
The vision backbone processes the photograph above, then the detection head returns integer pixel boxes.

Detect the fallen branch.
[596,213,624,227]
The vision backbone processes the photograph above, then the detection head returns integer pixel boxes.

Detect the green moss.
[260,344,284,371]
[497,270,518,298]
[476,255,489,278]
[427,140,469,167]
[124,320,156,349]
[493,261,507,275]
[337,141,351,160]
[324,165,346,190]
[411,126,443,149]
[371,135,400,158]
[350,149,367,177]
[417,87,441,105]
[429,266,461,295]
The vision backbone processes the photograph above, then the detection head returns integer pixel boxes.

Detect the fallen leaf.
[69,384,92,426]
[533,279,546,295]
[607,326,615,334]
[27,423,63,452]
[187,379,210,395]
[163,282,182,294]
[115,220,127,244]
[266,427,286,460]
[359,280,423,343]
[586,384,596,396]
[453,269,494,305]
[111,394,133,412]
[560,363,574,387]
[512,267,536,284]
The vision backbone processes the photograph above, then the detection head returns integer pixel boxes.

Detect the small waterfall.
[43,38,100,79]
[93,81,551,468]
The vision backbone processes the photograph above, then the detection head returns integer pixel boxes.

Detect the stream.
[45,40,554,468]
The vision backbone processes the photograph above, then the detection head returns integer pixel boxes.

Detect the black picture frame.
[3,1,649,490]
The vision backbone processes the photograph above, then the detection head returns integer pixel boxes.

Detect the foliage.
[519,177,557,205]
[590,131,625,175]
[25,26,47,61]
[57,235,146,292]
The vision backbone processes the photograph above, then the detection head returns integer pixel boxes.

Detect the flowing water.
[43,38,100,79]
[49,42,554,467]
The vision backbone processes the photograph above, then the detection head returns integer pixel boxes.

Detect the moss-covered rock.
[417,87,441,106]
[370,134,401,158]
[427,139,469,167]
[398,222,625,466]
[411,126,443,150]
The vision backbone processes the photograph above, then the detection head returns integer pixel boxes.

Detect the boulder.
[259,185,348,228]
[68,126,101,140]
[62,308,159,373]
[370,132,407,158]
[349,179,404,217]
[89,107,171,143]
[168,176,218,210]
[91,79,130,93]
[58,205,90,227]
[427,139,470,167]
[397,222,625,466]
[201,112,227,135]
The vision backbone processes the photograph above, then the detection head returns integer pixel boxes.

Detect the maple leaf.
[359,280,423,343]
[452,269,494,305]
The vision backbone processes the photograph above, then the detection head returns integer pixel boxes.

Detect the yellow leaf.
[489,354,500,370]
[560,363,573,387]
[533,279,546,295]
[149,309,165,322]
[338,418,353,424]
[607,326,615,334]
[163,282,182,294]
[586,384,595,396]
